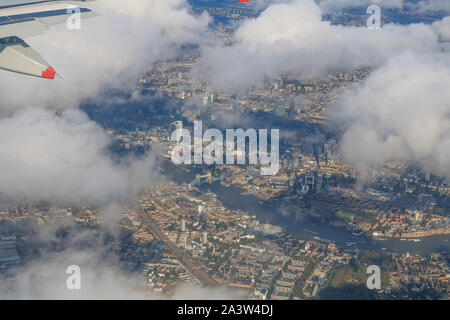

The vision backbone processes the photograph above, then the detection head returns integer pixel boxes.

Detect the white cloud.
[432,16,450,41]
[4,250,242,299]
[0,108,158,205]
[253,0,404,12]
[415,0,450,13]
[194,0,443,90]
[0,225,241,299]
[317,0,403,13]
[331,51,450,178]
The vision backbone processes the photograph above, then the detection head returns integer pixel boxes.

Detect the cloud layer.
[0,0,211,114]
[193,0,446,90]
[332,51,450,179]
[0,108,158,205]
[0,0,212,204]
[0,224,241,299]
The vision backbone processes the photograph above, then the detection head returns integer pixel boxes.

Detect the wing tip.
[42,66,55,79]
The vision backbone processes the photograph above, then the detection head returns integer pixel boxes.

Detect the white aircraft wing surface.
[0,0,97,79]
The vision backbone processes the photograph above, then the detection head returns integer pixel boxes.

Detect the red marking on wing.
[42,66,55,79]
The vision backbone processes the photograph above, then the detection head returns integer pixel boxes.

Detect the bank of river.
[161,161,449,254]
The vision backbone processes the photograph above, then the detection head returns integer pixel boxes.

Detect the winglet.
[42,66,55,79]
[0,36,55,79]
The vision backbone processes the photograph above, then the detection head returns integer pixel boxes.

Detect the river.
[161,160,449,254]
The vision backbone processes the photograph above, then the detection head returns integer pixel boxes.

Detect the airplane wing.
[0,1,97,79]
